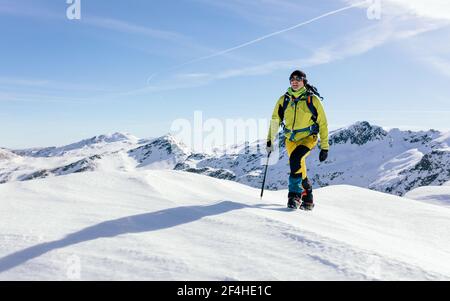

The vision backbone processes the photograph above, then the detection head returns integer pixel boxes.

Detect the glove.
[319,149,328,162]
[266,140,274,153]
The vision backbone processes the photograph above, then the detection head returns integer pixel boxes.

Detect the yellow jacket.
[268,87,329,150]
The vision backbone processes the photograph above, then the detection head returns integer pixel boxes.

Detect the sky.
[1,0,450,149]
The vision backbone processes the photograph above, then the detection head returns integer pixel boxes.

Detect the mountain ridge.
[1,121,449,196]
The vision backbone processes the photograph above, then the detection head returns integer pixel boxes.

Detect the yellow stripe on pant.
[285,135,318,179]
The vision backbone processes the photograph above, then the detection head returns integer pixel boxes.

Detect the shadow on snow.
[0,200,279,274]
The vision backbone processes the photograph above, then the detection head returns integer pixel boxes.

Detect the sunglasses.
[289,75,304,82]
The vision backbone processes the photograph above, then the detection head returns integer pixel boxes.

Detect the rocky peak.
[330,121,387,146]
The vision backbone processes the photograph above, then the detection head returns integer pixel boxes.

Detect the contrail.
[147,0,368,83]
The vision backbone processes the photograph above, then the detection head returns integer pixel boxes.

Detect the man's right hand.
[266,140,274,153]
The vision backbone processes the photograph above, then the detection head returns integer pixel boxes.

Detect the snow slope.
[405,185,450,207]
[0,170,449,280]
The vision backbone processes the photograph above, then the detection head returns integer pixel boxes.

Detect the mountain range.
[1,121,449,196]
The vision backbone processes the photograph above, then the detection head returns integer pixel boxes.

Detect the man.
[266,70,329,210]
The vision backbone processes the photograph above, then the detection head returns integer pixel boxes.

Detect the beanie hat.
[289,70,307,81]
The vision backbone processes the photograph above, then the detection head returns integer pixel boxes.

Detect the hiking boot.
[287,192,301,209]
[300,190,314,211]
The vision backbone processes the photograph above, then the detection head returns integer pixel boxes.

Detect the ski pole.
[260,151,271,199]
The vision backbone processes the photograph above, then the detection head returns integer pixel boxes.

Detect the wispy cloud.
[393,0,450,21]
[83,17,191,44]
[192,0,315,24]
[0,76,117,93]
[0,2,253,77]
[0,2,198,50]
[0,0,61,19]
[422,56,450,78]
[0,76,122,104]
[0,77,51,87]
[109,13,446,96]
[158,1,367,72]
[83,16,255,67]
[0,2,205,56]
[0,91,91,104]
[344,0,450,22]
[171,16,444,82]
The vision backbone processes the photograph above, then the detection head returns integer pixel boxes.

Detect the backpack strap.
[277,93,291,128]
[307,95,318,123]
[278,93,319,129]
[283,93,290,113]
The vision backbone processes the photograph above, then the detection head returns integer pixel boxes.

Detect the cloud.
[196,17,444,80]
[422,56,450,78]
[83,17,190,44]
[93,2,449,99]
[159,1,367,72]
[384,0,450,21]
[0,0,61,19]
[191,0,310,24]
[144,1,445,86]
[0,91,90,104]
[83,17,252,65]
[345,0,450,22]
[0,76,122,104]
[0,77,51,87]
[0,76,117,93]
[0,1,217,58]
[119,13,445,96]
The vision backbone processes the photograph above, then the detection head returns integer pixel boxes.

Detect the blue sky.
[1,0,450,148]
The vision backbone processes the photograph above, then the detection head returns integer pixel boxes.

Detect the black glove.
[266,140,274,153]
[319,149,328,162]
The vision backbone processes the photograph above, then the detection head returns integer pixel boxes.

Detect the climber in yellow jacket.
[266,70,329,210]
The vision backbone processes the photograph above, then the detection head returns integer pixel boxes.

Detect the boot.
[300,191,314,210]
[299,178,314,211]
[287,192,301,209]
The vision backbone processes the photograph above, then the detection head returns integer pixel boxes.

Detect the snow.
[372,148,424,188]
[1,132,144,184]
[0,170,449,280]
[0,148,17,161]
[128,134,191,170]
[405,185,450,207]
[433,131,450,147]
[13,132,138,158]
[2,122,449,197]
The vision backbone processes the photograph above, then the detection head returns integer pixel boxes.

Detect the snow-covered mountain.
[0,169,449,280]
[312,122,450,195]
[12,132,139,158]
[0,132,143,184]
[0,148,18,161]
[1,122,449,196]
[129,134,191,169]
[175,121,450,196]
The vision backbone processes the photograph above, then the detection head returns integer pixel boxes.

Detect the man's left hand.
[319,149,328,162]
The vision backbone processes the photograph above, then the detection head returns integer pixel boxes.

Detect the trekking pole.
[260,151,271,199]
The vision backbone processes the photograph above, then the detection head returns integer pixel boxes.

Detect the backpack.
[278,89,322,141]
